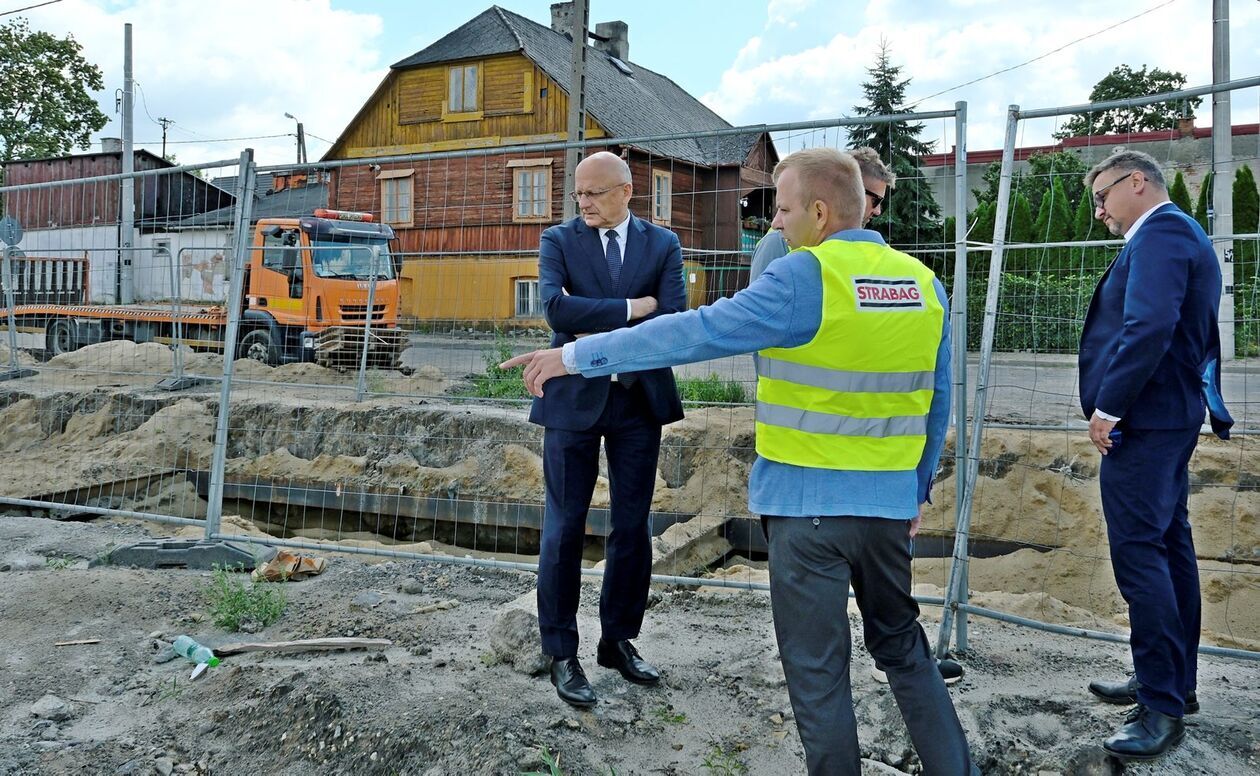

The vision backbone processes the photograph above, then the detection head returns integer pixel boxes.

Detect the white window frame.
[377,169,415,227]
[448,63,480,113]
[652,169,672,226]
[508,159,553,223]
[514,278,543,318]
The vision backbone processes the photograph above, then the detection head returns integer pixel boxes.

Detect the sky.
[9,0,1260,169]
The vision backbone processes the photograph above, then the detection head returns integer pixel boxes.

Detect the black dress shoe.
[1088,676,1199,714]
[596,639,661,685]
[550,656,596,708]
[1103,704,1186,761]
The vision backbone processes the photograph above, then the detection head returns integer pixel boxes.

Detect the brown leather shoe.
[596,639,661,685]
[550,656,596,708]
[1088,676,1198,714]
[1103,704,1185,761]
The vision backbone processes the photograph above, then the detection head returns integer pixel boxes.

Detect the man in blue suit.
[1078,149,1233,761]
[529,150,686,707]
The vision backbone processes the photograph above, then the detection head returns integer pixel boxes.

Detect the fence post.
[945,101,970,654]
[1,246,36,381]
[354,245,382,402]
[937,105,1019,658]
[205,151,257,541]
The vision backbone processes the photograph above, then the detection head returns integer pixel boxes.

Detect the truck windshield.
[309,239,396,280]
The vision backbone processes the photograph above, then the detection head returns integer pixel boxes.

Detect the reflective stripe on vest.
[755,238,943,472]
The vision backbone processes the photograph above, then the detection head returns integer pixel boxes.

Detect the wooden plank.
[54,639,101,647]
[215,637,391,656]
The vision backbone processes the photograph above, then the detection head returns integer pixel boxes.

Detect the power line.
[94,133,293,146]
[906,0,1181,109]
[0,0,63,17]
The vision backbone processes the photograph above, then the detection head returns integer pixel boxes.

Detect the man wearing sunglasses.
[1079,149,1232,761]
[504,148,976,774]
[527,150,687,709]
[750,146,893,278]
[748,149,964,687]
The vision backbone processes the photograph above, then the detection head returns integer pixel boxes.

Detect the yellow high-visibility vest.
[756,238,944,471]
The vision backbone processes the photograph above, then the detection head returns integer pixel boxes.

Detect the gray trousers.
[766,515,975,776]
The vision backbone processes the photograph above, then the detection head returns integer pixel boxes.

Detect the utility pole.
[1211,0,1234,360]
[562,0,589,221]
[158,117,173,160]
[119,23,135,305]
[285,112,307,165]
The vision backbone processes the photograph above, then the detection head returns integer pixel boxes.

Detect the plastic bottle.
[172,635,220,668]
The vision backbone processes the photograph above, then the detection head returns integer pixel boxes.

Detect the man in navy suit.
[529,150,686,707]
[1078,149,1233,761]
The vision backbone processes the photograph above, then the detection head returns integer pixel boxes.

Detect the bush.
[203,564,286,632]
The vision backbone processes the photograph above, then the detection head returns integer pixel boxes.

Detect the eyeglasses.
[568,184,625,203]
[864,189,885,209]
[1092,173,1139,209]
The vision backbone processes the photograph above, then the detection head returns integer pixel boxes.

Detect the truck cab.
[246,209,404,366]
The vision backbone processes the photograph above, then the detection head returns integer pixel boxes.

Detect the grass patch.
[652,704,688,725]
[45,555,75,571]
[677,374,747,405]
[203,564,286,632]
[461,335,530,400]
[700,743,748,775]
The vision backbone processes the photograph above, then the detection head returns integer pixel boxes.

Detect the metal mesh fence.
[2,97,1256,663]
[936,77,1260,661]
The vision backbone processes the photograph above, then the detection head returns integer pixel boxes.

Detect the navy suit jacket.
[1079,202,1232,437]
[529,214,687,431]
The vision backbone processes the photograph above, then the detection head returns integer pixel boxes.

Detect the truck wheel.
[45,319,77,357]
[239,328,277,365]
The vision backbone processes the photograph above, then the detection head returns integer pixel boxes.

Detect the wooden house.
[322,4,776,326]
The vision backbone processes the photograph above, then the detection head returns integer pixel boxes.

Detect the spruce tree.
[1234,164,1259,282]
[1073,194,1097,241]
[1032,178,1073,243]
[1193,172,1212,233]
[847,41,941,250]
[970,201,996,244]
[1169,171,1193,217]
[1006,191,1035,271]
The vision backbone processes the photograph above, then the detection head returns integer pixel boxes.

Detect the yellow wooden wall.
[332,53,604,158]
[400,256,543,322]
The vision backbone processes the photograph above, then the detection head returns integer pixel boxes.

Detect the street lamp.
[284,112,307,164]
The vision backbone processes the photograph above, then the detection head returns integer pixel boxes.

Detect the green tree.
[847,41,941,250]
[973,151,1087,222]
[970,201,996,244]
[0,18,108,162]
[1234,164,1259,282]
[1168,171,1193,217]
[1007,191,1034,244]
[1054,65,1201,139]
[1073,193,1098,241]
[1193,172,1212,233]
[1032,178,1073,243]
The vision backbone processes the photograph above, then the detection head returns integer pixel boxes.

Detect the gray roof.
[390,6,763,166]
[178,182,328,227]
[210,172,276,194]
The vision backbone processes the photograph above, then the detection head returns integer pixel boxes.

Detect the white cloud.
[24,0,389,167]
[702,0,1260,152]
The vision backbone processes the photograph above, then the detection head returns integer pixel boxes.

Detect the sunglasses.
[865,189,885,209]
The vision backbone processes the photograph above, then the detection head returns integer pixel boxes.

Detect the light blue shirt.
[570,229,952,520]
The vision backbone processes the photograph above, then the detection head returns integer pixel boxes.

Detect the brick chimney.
[1176,116,1195,139]
[593,20,629,61]
[101,137,123,153]
[550,2,573,35]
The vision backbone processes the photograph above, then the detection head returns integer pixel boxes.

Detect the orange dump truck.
[1,209,408,369]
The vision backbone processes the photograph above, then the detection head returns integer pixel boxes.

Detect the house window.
[652,170,672,225]
[377,169,415,227]
[448,64,479,113]
[515,278,542,317]
[509,159,553,223]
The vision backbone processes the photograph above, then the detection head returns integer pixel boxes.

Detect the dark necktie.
[605,230,622,290]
